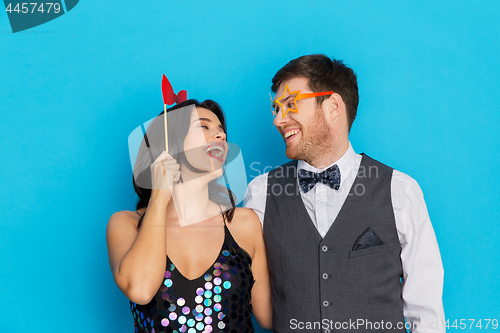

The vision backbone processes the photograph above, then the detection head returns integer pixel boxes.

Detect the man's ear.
[324,93,343,121]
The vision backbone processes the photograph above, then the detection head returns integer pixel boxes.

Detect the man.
[244,54,445,333]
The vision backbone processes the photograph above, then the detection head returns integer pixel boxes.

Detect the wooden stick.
[164,103,168,153]
[210,153,215,172]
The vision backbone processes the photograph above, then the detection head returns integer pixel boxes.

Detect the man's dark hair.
[271,54,359,131]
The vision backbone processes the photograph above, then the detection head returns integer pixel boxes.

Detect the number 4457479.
[446,319,498,330]
[5,3,62,14]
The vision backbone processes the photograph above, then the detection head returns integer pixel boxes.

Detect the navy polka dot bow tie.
[298,165,341,193]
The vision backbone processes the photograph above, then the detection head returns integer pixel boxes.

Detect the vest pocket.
[349,242,389,258]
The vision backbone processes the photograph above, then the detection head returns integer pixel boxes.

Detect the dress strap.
[217,203,227,227]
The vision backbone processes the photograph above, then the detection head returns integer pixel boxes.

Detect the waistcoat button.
[323,300,329,307]
[322,273,329,280]
[322,245,328,252]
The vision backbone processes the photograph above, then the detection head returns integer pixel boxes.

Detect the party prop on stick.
[161,75,188,152]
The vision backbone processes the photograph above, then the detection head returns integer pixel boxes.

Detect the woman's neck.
[168,174,219,227]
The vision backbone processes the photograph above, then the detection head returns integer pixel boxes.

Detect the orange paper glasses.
[271,84,334,119]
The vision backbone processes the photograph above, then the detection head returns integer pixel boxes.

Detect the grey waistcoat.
[263,154,406,333]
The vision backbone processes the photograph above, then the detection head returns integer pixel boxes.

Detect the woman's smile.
[203,142,226,162]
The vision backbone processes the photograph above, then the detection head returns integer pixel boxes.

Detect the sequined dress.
[130,217,255,333]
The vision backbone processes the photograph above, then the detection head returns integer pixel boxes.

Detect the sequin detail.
[130,224,255,333]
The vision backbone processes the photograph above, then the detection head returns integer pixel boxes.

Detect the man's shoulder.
[248,160,298,186]
[360,153,394,172]
[361,152,425,202]
[391,169,424,198]
[267,160,298,179]
[247,171,269,189]
[363,154,422,190]
[359,154,425,195]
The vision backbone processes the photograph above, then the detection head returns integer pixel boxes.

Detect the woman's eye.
[200,125,209,129]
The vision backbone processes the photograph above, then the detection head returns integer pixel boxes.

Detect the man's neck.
[304,139,349,169]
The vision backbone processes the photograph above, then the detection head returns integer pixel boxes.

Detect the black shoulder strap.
[217,203,227,226]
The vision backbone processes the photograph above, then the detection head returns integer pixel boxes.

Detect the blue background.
[1,1,499,332]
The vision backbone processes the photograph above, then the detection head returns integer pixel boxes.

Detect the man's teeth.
[204,145,224,157]
[284,129,299,139]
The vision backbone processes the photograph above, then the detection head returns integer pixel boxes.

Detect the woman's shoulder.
[232,207,259,219]
[107,210,142,229]
[231,207,261,230]
[226,208,263,259]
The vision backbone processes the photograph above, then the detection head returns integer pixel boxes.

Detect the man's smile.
[282,128,301,142]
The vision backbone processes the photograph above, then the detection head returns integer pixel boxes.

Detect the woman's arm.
[106,152,180,305]
[106,198,168,305]
[230,208,273,330]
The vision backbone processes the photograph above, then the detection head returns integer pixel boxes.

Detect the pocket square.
[352,227,384,251]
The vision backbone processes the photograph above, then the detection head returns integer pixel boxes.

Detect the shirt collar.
[297,141,357,181]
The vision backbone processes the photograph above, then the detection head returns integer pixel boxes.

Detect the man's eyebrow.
[279,95,294,103]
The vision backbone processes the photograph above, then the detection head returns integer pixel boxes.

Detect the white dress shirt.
[243,141,445,332]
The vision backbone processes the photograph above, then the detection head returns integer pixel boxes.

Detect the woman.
[106,99,272,333]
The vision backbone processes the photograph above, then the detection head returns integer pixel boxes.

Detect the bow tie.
[298,164,341,193]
